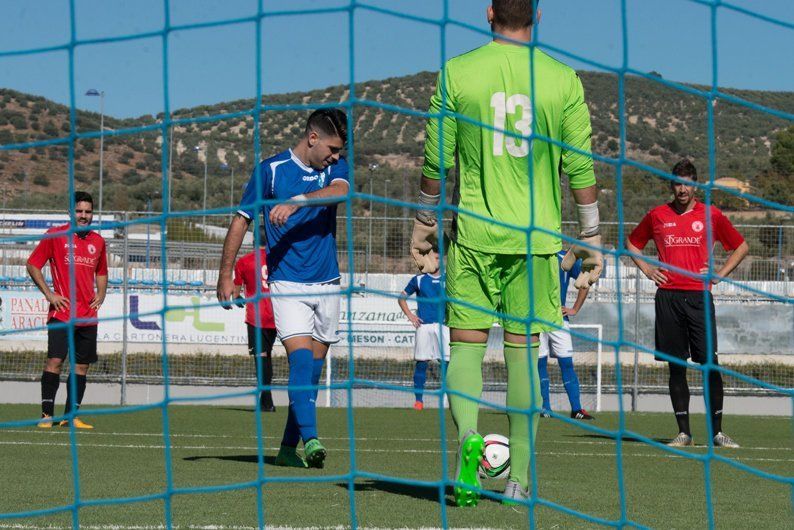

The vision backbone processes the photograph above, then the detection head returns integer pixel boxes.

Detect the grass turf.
[0,404,791,529]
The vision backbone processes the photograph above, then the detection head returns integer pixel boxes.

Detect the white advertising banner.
[0,290,418,349]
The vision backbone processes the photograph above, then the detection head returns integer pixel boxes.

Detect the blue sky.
[0,0,791,119]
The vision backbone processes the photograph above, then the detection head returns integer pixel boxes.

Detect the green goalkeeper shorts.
[446,241,561,335]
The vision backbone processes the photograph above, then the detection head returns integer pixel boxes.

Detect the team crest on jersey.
[87,243,97,254]
[691,221,704,233]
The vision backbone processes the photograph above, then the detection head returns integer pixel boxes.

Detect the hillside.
[1,70,792,221]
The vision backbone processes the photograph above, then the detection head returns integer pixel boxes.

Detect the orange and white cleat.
[413,401,424,411]
[59,417,94,429]
[38,414,53,429]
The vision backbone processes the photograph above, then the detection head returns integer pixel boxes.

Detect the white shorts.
[269,280,341,344]
[415,323,450,362]
[538,320,574,359]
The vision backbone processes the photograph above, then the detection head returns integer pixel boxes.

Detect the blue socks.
[538,355,551,411]
[283,348,316,444]
[282,353,325,448]
[413,361,428,402]
[559,356,582,412]
[312,358,324,401]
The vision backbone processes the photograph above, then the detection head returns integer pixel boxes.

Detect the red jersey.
[233,250,276,328]
[628,201,744,291]
[27,224,108,325]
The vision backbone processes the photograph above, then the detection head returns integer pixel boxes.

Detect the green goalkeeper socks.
[504,341,541,490]
[446,342,487,443]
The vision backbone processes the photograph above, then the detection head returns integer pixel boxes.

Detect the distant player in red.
[627,159,749,448]
[27,191,108,429]
[234,248,277,411]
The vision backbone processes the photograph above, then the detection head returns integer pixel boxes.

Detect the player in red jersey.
[234,248,277,412]
[26,191,108,429]
[627,160,749,448]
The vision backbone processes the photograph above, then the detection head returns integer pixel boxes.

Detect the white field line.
[1,429,791,452]
[1,440,792,463]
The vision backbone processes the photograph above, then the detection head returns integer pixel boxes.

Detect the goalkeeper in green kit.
[412,0,602,506]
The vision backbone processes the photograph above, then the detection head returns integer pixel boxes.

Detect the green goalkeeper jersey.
[423,41,596,255]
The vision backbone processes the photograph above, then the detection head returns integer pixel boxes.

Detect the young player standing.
[217,108,349,469]
[538,250,594,420]
[411,1,602,505]
[398,250,450,410]
[27,191,108,429]
[627,159,749,448]
[234,247,277,412]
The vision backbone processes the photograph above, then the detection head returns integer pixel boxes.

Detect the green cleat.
[454,430,485,507]
[274,445,308,468]
[304,438,327,469]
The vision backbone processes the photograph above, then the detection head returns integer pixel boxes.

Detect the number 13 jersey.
[423,42,596,255]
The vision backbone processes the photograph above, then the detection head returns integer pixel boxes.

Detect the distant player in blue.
[398,250,450,410]
[538,250,595,420]
[216,108,349,469]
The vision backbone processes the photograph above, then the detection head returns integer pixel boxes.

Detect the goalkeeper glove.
[410,219,439,273]
[561,234,603,289]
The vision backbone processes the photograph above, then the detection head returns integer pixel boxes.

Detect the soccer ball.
[478,433,510,480]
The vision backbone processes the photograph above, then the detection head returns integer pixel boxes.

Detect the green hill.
[1,70,792,221]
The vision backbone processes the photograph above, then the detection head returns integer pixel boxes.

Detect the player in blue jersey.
[397,250,450,410]
[217,108,349,469]
[538,250,595,420]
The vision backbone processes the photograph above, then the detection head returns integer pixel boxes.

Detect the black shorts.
[47,319,98,365]
[654,289,718,364]
[247,324,276,357]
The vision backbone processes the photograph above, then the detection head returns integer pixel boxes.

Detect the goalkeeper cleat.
[37,414,53,429]
[59,417,94,429]
[304,438,327,469]
[274,445,308,468]
[540,409,551,418]
[413,401,424,411]
[501,480,529,506]
[667,432,693,447]
[713,432,740,448]
[454,430,485,508]
[571,409,594,420]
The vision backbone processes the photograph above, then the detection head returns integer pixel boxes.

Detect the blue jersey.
[238,149,349,283]
[403,273,443,324]
[558,250,581,321]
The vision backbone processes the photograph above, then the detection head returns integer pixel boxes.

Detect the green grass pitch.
[0,403,791,529]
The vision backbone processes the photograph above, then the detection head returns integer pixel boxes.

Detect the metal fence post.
[632,270,640,412]
[121,211,129,406]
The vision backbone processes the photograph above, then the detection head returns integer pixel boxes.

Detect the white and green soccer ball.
[478,433,510,480]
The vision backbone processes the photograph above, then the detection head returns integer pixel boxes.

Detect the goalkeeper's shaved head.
[491,0,537,30]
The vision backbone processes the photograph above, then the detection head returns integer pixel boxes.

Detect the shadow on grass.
[564,433,669,444]
[184,454,278,466]
[336,480,504,507]
[218,407,280,414]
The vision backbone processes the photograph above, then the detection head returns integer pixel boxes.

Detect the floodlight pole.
[86,89,105,224]
[195,146,208,228]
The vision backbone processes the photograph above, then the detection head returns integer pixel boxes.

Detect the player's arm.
[26,261,69,312]
[412,68,456,272]
[562,285,590,318]
[700,213,750,284]
[398,292,422,329]
[269,179,349,227]
[560,72,602,288]
[217,214,251,306]
[89,275,108,311]
[26,237,69,311]
[703,241,749,284]
[626,239,668,286]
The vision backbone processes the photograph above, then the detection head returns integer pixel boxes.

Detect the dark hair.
[75,191,94,206]
[671,159,697,181]
[492,0,537,30]
[305,108,347,144]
